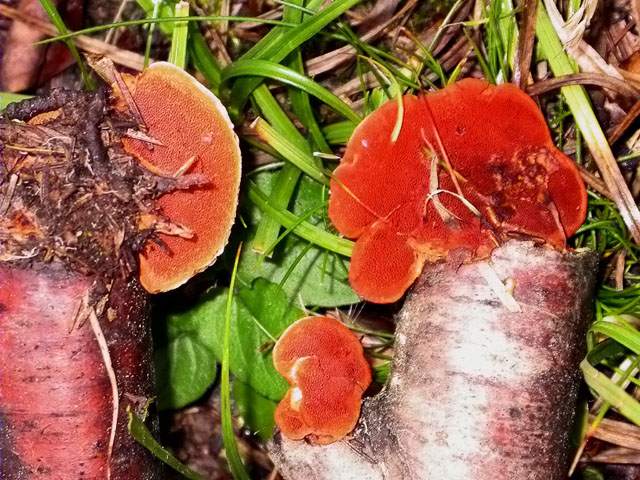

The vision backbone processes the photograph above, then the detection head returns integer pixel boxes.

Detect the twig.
[526,72,640,98]
[88,308,119,480]
[514,0,538,89]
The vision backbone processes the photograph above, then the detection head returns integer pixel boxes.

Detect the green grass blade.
[37,16,294,44]
[591,319,640,355]
[38,0,95,90]
[247,181,353,257]
[128,408,203,479]
[189,28,223,92]
[221,246,252,480]
[168,1,189,69]
[581,359,640,426]
[252,118,327,184]
[248,0,323,257]
[222,60,360,122]
[137,0,176,35]
[323,121,356,145]
[227,0,363,115]
[249,86,309,255]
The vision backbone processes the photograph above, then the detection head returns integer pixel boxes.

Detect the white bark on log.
[270,241,597,480]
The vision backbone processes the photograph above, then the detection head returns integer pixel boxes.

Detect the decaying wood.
[0,87,173,478]
[270,241,597,480]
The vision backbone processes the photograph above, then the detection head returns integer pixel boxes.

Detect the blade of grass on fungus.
[168,1,189,69]
[221,245,252,480]
[227,0,363,115]
[247,181,354,257]
[128,408,203,480]
[38,0,95,90]
[221,60,360,123]
[536,1,640,243]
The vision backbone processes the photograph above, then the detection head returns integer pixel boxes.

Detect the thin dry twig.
[514,0,538,89]
[526,72,640,98]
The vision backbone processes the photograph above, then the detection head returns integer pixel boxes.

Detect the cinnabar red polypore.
[122,62,241,293]
[273,316,372,444]
[328,78,587,303]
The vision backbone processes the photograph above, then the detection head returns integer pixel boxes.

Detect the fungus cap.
[122,62,241,293]
[329,78,587,303]
[273,316,372,444]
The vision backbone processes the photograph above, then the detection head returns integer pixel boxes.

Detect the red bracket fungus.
[121,62,241,293]
[273,316,372,445]
[328,78,587,303]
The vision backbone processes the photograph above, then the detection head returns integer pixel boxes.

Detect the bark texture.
[0,264,163,479]
[0,90,166,478]
[270,241,598,480]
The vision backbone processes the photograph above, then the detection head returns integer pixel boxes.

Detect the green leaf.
[128,408,203,479]
[591,319,640,356]
[154,329,217,410]
[168,1,190,69]
[252,118,327,184]
[322,121,356,146]
[212,278,301,399]
[159,278,301,401]
[246,180,354,257]
[0,93,31,111]
[241,173,358,307]
[233,380,277,441]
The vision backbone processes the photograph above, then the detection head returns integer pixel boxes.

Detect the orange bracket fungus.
[273,316,371,444]
[328,78,587,303]
[122,62,241,293]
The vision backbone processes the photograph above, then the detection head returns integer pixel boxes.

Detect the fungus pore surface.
[122,62,241,293]
[328,78,587,303]
[273,316,372,445]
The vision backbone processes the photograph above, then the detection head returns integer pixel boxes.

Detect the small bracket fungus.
[273,316,372,444]
[121,62,241,293]
[328,78,587,303]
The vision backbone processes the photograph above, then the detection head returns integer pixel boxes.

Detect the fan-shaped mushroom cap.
[122,62,241,293]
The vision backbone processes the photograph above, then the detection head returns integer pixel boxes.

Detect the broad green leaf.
[155,331,217,410]
[233,380,277,441]
[160,278,301,401]
[206,278,301,399]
